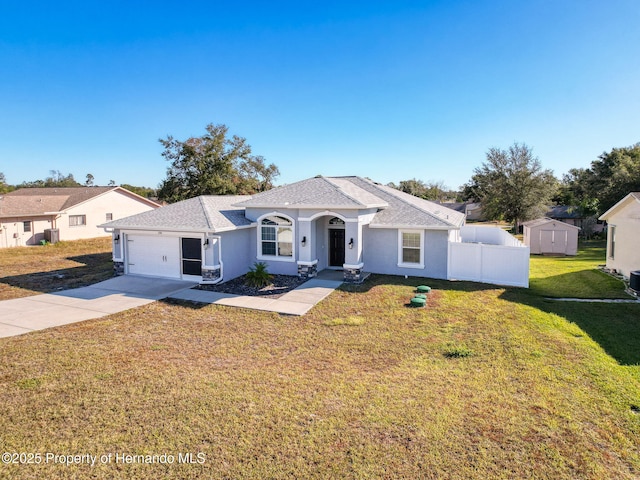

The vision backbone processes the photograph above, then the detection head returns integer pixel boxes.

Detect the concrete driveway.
[0,276,196,339]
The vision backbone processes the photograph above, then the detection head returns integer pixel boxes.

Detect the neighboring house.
[100,176,529,286]
[546,205,604,234]
[435,201,484,222]
[0,187,160,248]
[598,192,640,279]
[522,217,580,255]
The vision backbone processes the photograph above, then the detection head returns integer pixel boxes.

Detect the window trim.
[257,213,295,262]
[23,221,32,233]
[609,225,616,259]
[69,214,87,227]
[397,229,424,269]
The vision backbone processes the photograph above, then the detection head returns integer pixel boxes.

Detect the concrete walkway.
[545,297,639,303]
[0,276,197,339]
[0,271,344,339]
[169,275,344,315]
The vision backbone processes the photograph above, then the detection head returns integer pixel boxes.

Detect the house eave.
[368,224,460,231]
[97,223,253,234]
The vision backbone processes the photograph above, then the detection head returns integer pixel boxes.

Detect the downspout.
[203,234,224,285]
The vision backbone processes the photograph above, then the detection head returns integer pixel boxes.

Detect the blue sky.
[1,0,639,191]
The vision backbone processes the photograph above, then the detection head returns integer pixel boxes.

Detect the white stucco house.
[599,192,640,279]
[100,176,529,286]
[0,187,160,248]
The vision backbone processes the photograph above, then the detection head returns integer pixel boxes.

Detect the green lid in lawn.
[417,285,431,293]
[410,297,427,307]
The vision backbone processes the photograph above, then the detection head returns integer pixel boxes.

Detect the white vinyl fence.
[448,226,530,288]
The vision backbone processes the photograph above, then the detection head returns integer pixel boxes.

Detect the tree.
[0,172,12,193]
[157,123,279,203]
[555,143,640,215]
[85,173,95,186]
[120,184,158,199]
[19,170,81,188]
[463,143,557,230]
[389,178,453,201]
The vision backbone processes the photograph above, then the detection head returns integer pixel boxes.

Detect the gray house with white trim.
[100,176,489,284]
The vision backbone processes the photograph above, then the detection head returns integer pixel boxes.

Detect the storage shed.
[523,217,580,255]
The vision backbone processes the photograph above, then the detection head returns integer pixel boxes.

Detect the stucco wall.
[606,200,640,279]
[0,216,53,247]
[219,228,255,282]
[362,226,450,279]
[59,190,157,241]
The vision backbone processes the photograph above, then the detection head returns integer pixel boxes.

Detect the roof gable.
[522,217,581,230]
[599,192,640,220]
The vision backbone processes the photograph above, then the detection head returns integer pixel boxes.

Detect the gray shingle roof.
[100,195,251,231]
[347,177,465,228]
[99,176,464,232]
[233,176,388,209]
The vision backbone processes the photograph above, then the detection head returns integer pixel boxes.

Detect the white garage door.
[126,234,181,279]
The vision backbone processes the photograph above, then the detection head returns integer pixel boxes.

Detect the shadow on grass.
[0,253,113,294]
[501,288,640,366]
[529,269,631,299]
[339,273,500,295]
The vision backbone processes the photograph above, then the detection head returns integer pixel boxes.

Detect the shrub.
[245,262,273,288]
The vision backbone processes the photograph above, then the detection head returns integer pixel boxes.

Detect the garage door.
[126,235,181,279]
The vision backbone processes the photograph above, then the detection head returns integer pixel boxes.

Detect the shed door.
[552,230,568,253]
[540,230,568,254]
[540,230,554,252]
[126,235,181,279]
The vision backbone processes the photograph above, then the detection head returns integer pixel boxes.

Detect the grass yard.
[529,240,632,299]
[0,237,113,300]
[1,240,639,479]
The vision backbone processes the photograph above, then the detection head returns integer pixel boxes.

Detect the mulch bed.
[194,274,307,299]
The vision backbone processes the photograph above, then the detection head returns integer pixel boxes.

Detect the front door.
[329,229,345,267]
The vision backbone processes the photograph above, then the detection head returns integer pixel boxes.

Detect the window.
[69,215,86,227]
[260,216,293,258]
[398,230,424,268]
[609,225,616,259]
[106,213,113,221]
[23,221,31,232]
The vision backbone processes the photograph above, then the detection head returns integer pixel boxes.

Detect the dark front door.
[329,229,345,267]
[181,238,202,276]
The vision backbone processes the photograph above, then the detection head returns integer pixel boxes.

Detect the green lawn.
[0,240,639,479]
[529,240,632,299]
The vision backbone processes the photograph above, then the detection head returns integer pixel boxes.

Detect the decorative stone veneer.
[202,267,222,282]
[297,262,318,279]
[344,266,363,284]
[113,261,125,276]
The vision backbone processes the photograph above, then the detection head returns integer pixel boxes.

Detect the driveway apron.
[0,276,196,339]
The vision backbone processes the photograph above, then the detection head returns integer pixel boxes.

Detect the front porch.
[295,212,369,284]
